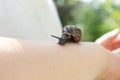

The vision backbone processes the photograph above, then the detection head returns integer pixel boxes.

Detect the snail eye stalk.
[51,35,60,39]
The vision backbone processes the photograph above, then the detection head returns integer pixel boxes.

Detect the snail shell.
[52,25,81,45]
[62,25,81,43]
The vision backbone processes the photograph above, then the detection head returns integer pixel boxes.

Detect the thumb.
[96,29,120,44]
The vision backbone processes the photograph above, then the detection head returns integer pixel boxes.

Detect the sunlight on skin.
[0,37,24,55]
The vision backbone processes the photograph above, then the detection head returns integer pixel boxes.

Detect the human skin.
[0,37,120,80]
[95,29,120,51]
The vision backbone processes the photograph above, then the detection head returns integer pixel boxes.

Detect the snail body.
[52,25,81,45]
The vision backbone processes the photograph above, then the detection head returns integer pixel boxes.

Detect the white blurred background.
[0,0,62,40]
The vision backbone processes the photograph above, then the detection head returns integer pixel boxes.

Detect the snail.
[51,25,81,45]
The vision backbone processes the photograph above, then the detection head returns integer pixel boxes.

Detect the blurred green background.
[54,0,120,41]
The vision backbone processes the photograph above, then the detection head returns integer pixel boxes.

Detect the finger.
[96,29,120,44]
[114,34,120,42]
[111,42,120,51]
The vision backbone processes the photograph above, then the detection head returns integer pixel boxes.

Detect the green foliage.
[54,0,120,41]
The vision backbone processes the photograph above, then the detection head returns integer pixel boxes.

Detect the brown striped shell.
[51,25,81,45]
[62,25,81,43]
